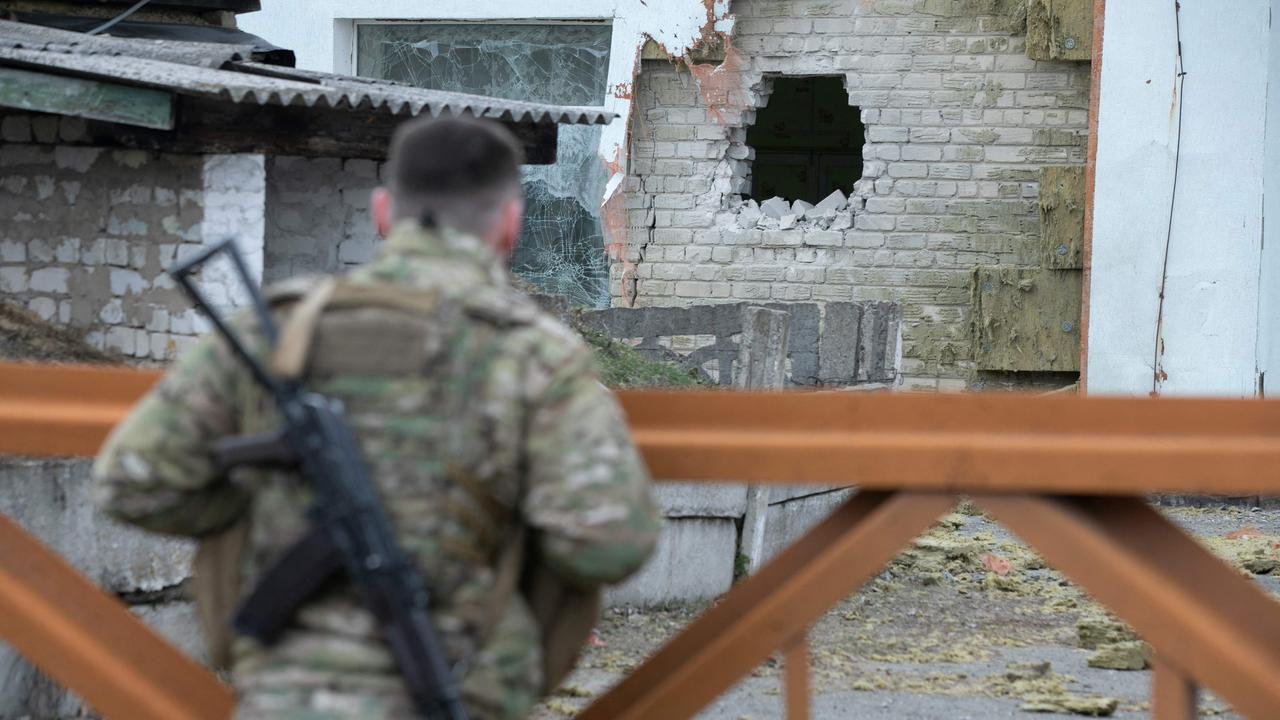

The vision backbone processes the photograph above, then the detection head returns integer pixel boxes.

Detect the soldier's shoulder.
[468,286,591,368]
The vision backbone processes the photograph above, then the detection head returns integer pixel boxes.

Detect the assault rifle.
[171,239,467,720]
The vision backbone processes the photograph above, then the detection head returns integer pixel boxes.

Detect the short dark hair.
[385,115,524,236]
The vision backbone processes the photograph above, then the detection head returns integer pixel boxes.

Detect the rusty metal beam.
[977,495,1280,719]
[577,492,957,720]
[0,514,234,720]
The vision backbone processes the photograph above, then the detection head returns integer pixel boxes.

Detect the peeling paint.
[596,0,738,271]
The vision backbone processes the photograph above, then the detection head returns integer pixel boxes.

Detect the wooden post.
[1151,659,1197,720]
[783,632,811,720]
[736,306,791,574]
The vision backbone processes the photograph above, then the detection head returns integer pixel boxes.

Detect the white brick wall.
[619,0,1089,389]
[0,115,268,364]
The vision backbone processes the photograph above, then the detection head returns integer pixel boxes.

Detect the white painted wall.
[1260,2,1280,394]
[238,1,733,220]
[1087,0,1270,397]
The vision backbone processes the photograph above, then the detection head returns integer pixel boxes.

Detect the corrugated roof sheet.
[0,20,614,126]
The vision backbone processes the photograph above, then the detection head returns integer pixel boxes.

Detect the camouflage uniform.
[93,221,662,719]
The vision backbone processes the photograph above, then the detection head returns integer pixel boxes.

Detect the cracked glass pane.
[357,23,613,307]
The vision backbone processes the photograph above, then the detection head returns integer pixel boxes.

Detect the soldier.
[92,116,662,719]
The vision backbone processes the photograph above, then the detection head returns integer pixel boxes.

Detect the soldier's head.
[373,115,525,259]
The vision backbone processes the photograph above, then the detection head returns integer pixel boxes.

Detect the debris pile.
[733,190,858,231]
[1086,641,1150,671]
[1202,525,1280,575]
[989,662,1119,717]
[1075,615,1139,650]
[1020,693,1118,716]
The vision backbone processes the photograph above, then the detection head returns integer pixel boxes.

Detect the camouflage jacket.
[92,221,662,719]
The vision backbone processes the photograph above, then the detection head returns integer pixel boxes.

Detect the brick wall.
[263,156,382,283]
[0,112,270,362]
[618,0,1089,389]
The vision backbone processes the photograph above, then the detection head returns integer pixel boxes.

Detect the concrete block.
[27,239,53,263]
[0,267,27,293]
[54,237,80,263]
[27,297,56,321]
[29,268,69,294]
[791,199,814,218]
[653,482,748,518]
[761,489,857,563]
[813,190,848,214]
[110,268,148,296]
[0,240,25,262]
[606,518,737,606]
[131,601,206,662]
[819,303,863,383]
[0,114,31,142]
[105,325,136,355]
[760,196,790,219]
[0,459,193,593]
[81,238,105,265]
[106,238,130,266]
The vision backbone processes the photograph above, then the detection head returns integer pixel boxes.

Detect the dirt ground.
[533,504,1280,719]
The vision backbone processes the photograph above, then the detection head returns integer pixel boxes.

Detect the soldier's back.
[233,224,592,719]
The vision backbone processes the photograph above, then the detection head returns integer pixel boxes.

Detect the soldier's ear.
[372,188,393,237]
[496,196,524,259]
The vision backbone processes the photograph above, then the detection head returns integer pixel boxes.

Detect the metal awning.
[0,20,615,162]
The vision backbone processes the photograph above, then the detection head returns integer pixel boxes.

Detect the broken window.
[746,76,863,205]
[356,22,613,307]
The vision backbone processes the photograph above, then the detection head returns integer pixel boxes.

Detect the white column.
[199,154,266,311]
[1088,0,1268,397]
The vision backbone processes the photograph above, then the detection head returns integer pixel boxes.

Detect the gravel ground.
[533,503,1280,719]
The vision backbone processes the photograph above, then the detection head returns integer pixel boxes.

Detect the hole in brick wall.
[744,76,864,207]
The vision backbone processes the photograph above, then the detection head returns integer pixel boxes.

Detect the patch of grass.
[574,323,704,390]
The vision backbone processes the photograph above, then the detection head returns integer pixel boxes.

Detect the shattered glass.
[357,23,613,307]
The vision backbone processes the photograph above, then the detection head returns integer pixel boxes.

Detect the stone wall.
[263,156,382,283]
[617,0,1090,389]
[0,113,269,363]
[580,300,900,386]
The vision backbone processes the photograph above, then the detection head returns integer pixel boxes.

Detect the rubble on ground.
[1076,614,1139,650]
[1201,525,1280,575]
[1020,693,1118,716]
[735,191,856,231]
[1086,641,1150,671]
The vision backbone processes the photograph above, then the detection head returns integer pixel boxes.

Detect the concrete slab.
[0,458,193,593]
[653,482,748,518]
[607,518,737,606]
[761,488,856,563]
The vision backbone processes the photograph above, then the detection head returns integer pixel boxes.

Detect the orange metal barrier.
[3,361,1280,718]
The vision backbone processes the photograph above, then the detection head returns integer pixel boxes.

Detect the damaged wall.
[0,459,201,717]
[1,117,205,361]
[0,112,270,363]
[263,155,382,283]
[620,0,1090,390]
